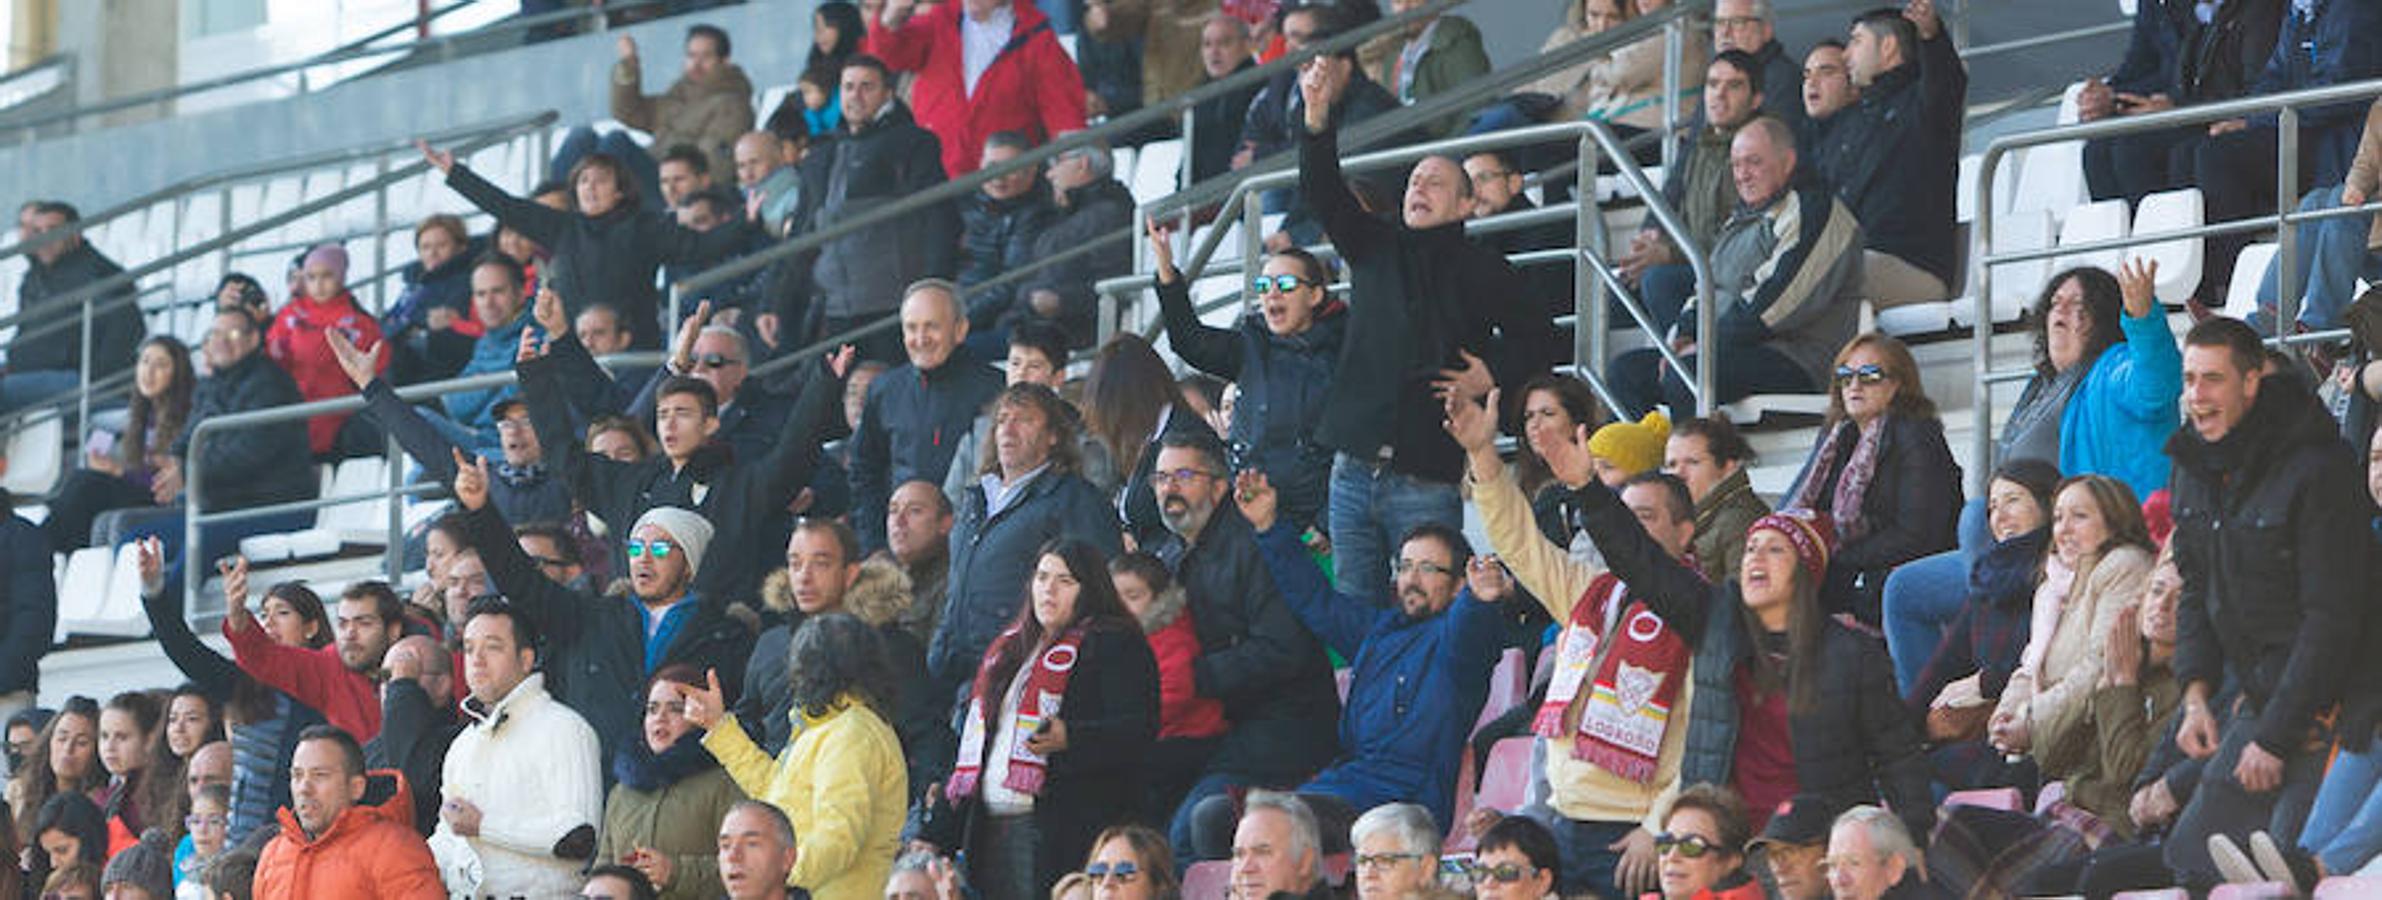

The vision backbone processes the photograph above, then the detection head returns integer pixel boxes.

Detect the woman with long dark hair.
[418,141,755,348]
[923,539,1159,900]
[95,691,181,845]
[683,613,905,900]
[7,697,99,845]
[1903,458,2060,791]
[44,335,196,550]
[597,665,742,900]
[132,541,329,844]
[1780,333,1962,626]
[25,792,107,891]
[1083,334,1220,548]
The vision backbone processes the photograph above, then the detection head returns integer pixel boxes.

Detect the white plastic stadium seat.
[2053,199,2132,274]
[2,416,62,497]
[54,547,114,642]
[2011,140,2089,223]
[1131,138,1185,206]
[2222,243,2277,321]
[1966,208,2057,327]
[2132,188,2206,303]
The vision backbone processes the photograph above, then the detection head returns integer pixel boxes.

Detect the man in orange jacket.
[254,726,444,899]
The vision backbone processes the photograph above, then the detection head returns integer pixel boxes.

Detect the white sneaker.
[2209,833,2264,885]
[2247,830,2297,888]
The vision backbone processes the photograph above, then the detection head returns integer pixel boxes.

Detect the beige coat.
[1997,544,2153,776]
[2342,99,2382,248]
[1090,0,1217,110]
[1517,2,1704,131]
[610,61,757,177]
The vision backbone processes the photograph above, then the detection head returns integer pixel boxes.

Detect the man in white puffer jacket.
[431,596,604,898]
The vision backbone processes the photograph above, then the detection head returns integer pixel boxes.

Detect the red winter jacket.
[866,1,1088,176]
[226,615,382,743]
[1147,603,1227,740]
[265,291,386,454]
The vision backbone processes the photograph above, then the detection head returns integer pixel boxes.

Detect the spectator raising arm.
[220,555,384,741]
[1148,217,1246,380]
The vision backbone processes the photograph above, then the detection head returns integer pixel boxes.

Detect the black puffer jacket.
[956,189,1056,326]
[1783,413,1963,624]
[1155,276,1346,536]
[443,165,753,345]
[1151,507,1340,782]
[11,241,143,378]
[1564,476,1935,841]
[1810,30,1966,287]
[173,349,316,513]
[797,102,959,322]
[1012,177,1136,348]
[1299,122,1557,485]
[2167,372,2371,758]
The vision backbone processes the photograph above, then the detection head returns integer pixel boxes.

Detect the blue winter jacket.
[2059,308,2182,501]
[1256,521,1504,829]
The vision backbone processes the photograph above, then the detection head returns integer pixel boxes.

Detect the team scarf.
[1531,572,1693,783]
[947,624,1088,800]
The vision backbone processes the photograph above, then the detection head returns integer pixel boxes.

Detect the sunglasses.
[1084,861,1140,883]
[1250,274,1317,295]
[1833,364,1888,385]
[625,539,677,558]
[1472,862,1536,883]
[696,352,742,370]
[1655,833,1719,858]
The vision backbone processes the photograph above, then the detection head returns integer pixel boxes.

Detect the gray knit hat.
[102,827,175,896]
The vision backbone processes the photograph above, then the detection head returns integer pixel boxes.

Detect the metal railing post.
[1970,141,2004,497]
[384,430,405,583]
[1241,189,1265,309]
[77,295,93,430]
[1661,18,1684,172]
[1577,132,1603,377]
[2276,106,2300,331]
[373,153,392,314]
[1179,107,1196,193]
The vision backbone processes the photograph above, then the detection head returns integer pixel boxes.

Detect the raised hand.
[1465,555,1514,603]
[451,448,491,512]
[134,536,166,597]
[532,285,568,338]
[2116,257,2159,318]
[326,330,379,391]
[1145,215,1180,284]
[671,300,715,373]
[416,139,455,176]
[1442,386,1500,455]
[675,669,728,729]
[515,325,545,365]
[1298,55,1353,133]
[220,556,258,633]
[615,34,638,62]
[2103,604,2143,688]
[1233,469,1280,534]
[1433,349,1493,403]
[1541,422,1598,489]
[825,344,857,380]
[1904,0,1940,40]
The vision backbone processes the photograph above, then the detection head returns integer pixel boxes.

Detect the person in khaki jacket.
[609,25,758,179]
[2255,98,2382,336]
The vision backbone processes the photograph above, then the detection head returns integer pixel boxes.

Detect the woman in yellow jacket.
[679,612,908,900]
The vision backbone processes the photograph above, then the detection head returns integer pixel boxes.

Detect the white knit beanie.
[633,507,715,577]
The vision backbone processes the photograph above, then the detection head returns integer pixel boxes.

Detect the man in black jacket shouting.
[1296,53,1557,604]
[2161,318,2371,886]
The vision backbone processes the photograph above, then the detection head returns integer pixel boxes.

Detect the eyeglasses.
[1250,274,1317,295]
[1392,559,1455,577]
[1354,851,1426,871]
[1084,861,1141,883]
[1149,467,1221,488]
[184,813,228,829]
[1714,15,1763,28]
[1833,364,1889,386]
[1655,833,1719,858]
[625,539,677,558]
[696,352,743,370]
[1471,861,1537,883]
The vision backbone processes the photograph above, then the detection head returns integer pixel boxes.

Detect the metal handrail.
[0,110,558,433]
[1968,76,2382,494]
[733,0,1714,379]
[1,0,686,137]
[0,108,554,267]
[180,350,666,602]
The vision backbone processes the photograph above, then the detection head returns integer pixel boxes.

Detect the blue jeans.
[550,126,663,212]
[1605,344,1817,420]
[2254,184,2382,332]
[2301,745,2382,875]
[1634,264,1697,335]
[0,368,84,415]
[1327,453,1463,605]
[1518,804,1635,898]
[1882,498,1992,694]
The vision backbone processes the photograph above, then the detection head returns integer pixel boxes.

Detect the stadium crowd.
[2,0,2382,898]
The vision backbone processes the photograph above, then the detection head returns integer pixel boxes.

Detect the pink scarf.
[1787,416,1888,544]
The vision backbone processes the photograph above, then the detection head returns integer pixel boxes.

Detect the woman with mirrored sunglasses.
[1147,216,1347,540]
[1780,332,1961,627]
[1079,823,1180,900]
[1648,784,1761,900]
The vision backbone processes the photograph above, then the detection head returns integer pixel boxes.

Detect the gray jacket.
[1677,166,1865,384]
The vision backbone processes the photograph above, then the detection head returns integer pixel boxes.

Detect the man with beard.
[226,580,405,743]
[1186,455,1507,853]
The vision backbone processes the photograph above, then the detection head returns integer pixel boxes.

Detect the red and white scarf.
[1531,573,1692,783]
[947,625,1087,800]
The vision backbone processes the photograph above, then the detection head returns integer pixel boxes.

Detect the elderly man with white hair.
[1824,805,1931,900]
[1011,134,1136,348]
[1349,803,1458,900]
[1233,791,1336,900]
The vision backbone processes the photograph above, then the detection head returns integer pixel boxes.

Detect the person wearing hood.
[264,243,387,458]
[2159,316,2370,887]
[421,134,757,351]
[1150,221,1344,540]
[683,613,907,900]
[558,24,755,206]
[430,598,604,899]
[1010,137,1135,348]
[597,666,744,900]
[736,521,943,804]
[253,726,443,899]
[380,214,482,384]
[865,0,1088,177]
[448,454,758,779]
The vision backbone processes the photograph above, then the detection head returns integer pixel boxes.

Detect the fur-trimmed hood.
[758,558,914,627]
[1132,583,1190,635]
